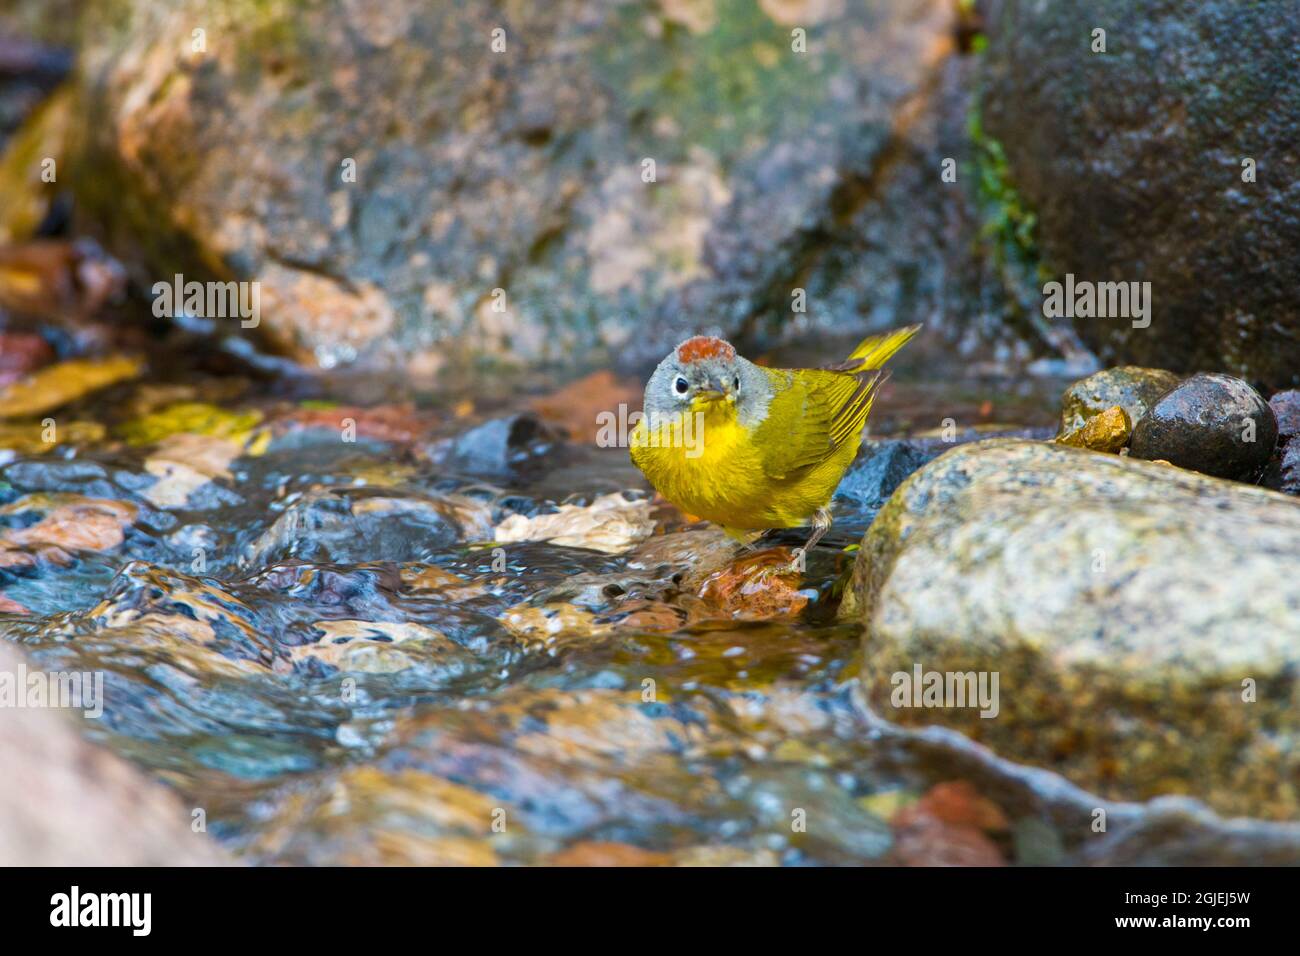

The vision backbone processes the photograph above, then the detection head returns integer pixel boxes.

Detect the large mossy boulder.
[43,0,968,372]
[847,438,1300,821]
[981,1,1300,388]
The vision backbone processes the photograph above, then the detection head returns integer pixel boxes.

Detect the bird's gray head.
[642,336,773,427]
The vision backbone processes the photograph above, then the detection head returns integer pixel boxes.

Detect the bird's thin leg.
[792,507,833,570]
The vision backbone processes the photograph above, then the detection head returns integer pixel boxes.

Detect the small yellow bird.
[630,325,919,553]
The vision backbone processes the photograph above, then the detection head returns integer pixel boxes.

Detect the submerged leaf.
[494,493,653,554]
[117,401,265,448]
[0,355,141,419]
[696,547,810,620]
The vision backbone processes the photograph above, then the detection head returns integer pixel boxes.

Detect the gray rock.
[1269,390,1300,442]
[835,440,939,508]
[1129,372,1277,480]
[1058,366,1180,435]
[847,438,1300,820]
[431,413,558,480]
[981,0,1300,387]
[1277,441,1300,497]
[1274,391,1300,494]
[42,0,996,372]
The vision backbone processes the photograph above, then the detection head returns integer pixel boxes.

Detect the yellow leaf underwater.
[117,401,267,450]
[0,419,105,454]
[0,355,141,419]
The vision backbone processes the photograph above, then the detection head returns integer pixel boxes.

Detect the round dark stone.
[1130,373,1278,480]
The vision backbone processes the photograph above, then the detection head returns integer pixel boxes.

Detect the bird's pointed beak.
[697,375,734,403]
[691,377,733,408]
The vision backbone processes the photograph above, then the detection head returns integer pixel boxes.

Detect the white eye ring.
[674,377,689,395]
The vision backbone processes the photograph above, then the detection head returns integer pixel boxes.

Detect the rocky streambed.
[0,345,1297,866]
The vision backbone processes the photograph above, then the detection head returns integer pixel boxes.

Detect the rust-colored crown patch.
[676,336,736,364]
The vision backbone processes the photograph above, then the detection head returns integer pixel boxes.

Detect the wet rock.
[1264,390,1300,495]
[54,0,973,371]
[1055,405,1130,454]
[629,526,745,588]
[1277,443,1300,497]
[834,440,938,508]
[1058,366,1180,435]
[140,433,246,510]
[1074,798,1300,866]
[228,684,722,864]
[0,640,229,865]
[245,487,490,567]
[2,458,119,498]
[501,601,610,645]
[982,1,1300,387]
[0,459,192,533]
[848,438,1300,820]
[431,413,559,480]
[85,561,285,672]
[1129,373,1277,480]
[1269,390,1300,442]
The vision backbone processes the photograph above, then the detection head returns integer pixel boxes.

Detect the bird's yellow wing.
[753,325,919,479]
[752,367,874,478]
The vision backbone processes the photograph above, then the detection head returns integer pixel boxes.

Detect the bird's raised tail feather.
[844,324,921,371]
[819,325,920,449]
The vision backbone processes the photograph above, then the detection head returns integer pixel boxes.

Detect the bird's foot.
[790,507,832,572]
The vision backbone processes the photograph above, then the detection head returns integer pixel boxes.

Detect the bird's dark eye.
[733,376,740,392]
[674,377,689,395]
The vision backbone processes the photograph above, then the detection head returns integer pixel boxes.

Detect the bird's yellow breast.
[630,401,855,532]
